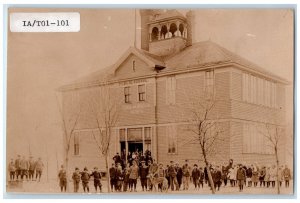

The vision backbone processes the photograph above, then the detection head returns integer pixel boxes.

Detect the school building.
[59,9,288,172]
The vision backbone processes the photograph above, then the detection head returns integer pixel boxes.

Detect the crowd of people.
[8,155,44,182]
[57,150,292,193]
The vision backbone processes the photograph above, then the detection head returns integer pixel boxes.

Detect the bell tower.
[140,9,191,57]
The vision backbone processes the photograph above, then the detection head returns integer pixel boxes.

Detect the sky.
[6,8,294,179]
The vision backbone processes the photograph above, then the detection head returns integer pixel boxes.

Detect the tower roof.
[149,9,186,23]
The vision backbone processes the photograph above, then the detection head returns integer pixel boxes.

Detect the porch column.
[125,128,128,164]
[142,127,145,153]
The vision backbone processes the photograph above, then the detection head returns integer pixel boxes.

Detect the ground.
[6,178,294,196]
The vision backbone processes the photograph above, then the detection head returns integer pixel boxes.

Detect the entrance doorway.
[128,142,143,154]
[120,141,143,154]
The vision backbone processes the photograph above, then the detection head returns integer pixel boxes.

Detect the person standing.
[139,160,149,191]
[168,161,178,191]
[191,164,200,190]
[20,156,29,181]
[35,157,44,182]
[58,165,67,192]
[72,167,81,193]
[8,159,16,181]
[123,163,131,192]
[109,163,117,192]
[28,156,36,181]
[115,163,124,192]
[199,167,205,188]
[278,166,283,187]
[213,166,222,191]
[14,155,21,180]
[246,165,253,187]
[175,162,183,190]
[129,160,139,192]
[148,160,158,191]
[259,166,266,187]
[182,160,191,190]
[282,165,291,188]
[269,165,277,188]
[236,164,246,192]
[91,167,102,193]
[81,167,90,193]
[252,164,259,187]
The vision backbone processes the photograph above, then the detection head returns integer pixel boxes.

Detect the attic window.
[132,60,136,72]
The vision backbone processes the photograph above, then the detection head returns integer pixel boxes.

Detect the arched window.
[151,27,159,41]
[169,23,177,38]
[161,25,168,39]
[179,23,184,37]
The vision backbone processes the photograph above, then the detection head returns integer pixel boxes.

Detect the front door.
[128,142,143,154]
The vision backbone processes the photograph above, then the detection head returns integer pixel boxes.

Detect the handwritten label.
[10,12,80,32]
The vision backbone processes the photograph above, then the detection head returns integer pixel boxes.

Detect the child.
[81,167,90,193]
[72,167,81,193]
[91,167,102,192]
[58,165,67,192]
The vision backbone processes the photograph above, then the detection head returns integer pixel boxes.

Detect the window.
[124,86,130,103]
[144,127,151,140]
[205,70,214,99]
[242,123,273,154]
[128,128,142,141]
[74,132,80,155]
[132,60,136,72]
[119,129,125,141]
[167,125,177,154]
[166,76,176,105]
[242,73,277,108]
[138,84,146,101]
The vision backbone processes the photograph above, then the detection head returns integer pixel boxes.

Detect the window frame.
[138,84,146,102]
[124,86,130,103]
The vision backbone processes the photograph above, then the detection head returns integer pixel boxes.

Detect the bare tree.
[183,97,224,194]
[56,92,81,191]
[89,85,119,193]
[261,123,283,194]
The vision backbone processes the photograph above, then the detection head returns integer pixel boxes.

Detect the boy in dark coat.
[236,164,246,192]
[58,165,67,192]
[81,167,91,193]
[139,161,149,191]
[109,163,117,192]
[191,164,200,189]
[175,163,183,190]
[72,167,81,193]
[199,167,205,188]
[91,167,102,193]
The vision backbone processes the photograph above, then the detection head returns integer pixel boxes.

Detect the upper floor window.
[132,60,136,72]
[166,76,176,105]
[242,73,276,108]
[205,70,214,99]
[124,86,130,103]
[138,84,146,101]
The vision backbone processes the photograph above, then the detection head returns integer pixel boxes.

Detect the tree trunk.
[66,157,70,192]
[105,155,111,193]
[275,147,280,194]
[203,152,216,194]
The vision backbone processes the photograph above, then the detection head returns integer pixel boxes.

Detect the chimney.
[139,9,152,51]
[186,10,195,47]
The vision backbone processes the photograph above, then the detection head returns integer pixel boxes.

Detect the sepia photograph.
[5,6,294,196]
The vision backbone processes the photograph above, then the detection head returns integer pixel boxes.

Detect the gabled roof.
[59,40,288,91]
[58,47,164,91]
[164,40,289,83]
